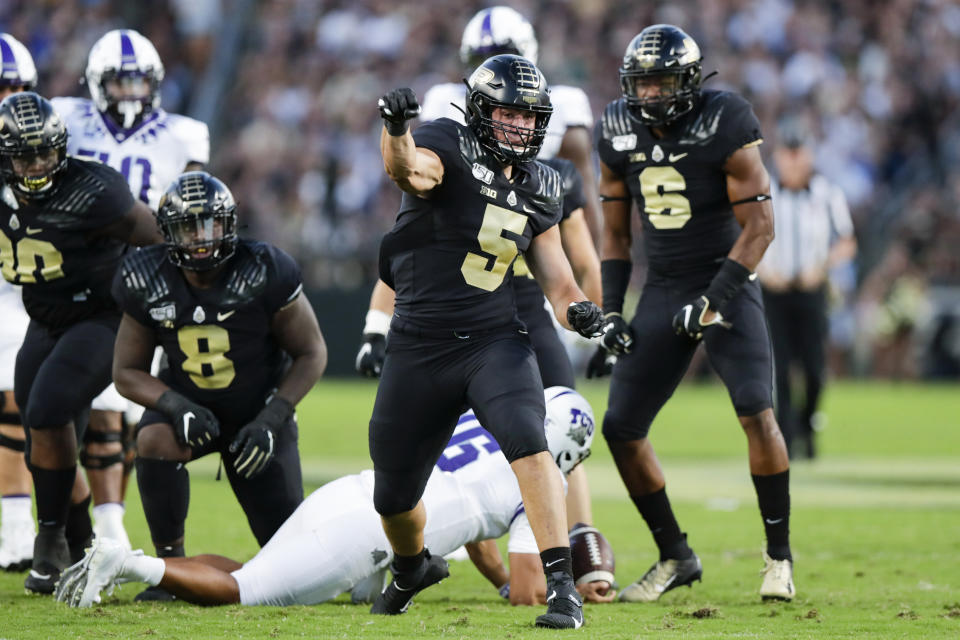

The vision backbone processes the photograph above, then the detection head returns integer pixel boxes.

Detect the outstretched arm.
[379,88,444,196]
[526,225,601,336]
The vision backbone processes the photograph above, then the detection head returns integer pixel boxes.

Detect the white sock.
[123,554,166,587]
[92,503,131,549]
[1,495,33,527]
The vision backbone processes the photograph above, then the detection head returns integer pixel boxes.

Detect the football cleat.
[759,551,795,601]
[619,553,702,603]
[535,573,584,629]
[55,537,134,607]
[134,585,176,602]
[24,529,71,595]
[370,550,449,615]
[0,519,35,572]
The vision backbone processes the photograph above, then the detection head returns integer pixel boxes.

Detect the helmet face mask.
[460,6,538,70]
[85,29,164,130]
[619,24,703,127]
[157,172,238,271]
[0,92,68,199]
[544,387,595,476]
[465,55,552,165]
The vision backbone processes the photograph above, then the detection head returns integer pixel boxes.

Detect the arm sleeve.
[827,183,854,239]
[716,92,763,161]
[264,245,304,313]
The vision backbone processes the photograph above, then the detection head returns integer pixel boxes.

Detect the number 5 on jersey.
[178,325,235,389]
[461,203,528,291]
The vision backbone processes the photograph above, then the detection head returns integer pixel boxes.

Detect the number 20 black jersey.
[112,240,302,425]
[0,158,135,330]
[597,90,763,281]
[379,118,563,332]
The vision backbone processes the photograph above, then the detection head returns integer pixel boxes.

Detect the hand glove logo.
[182,412,194,445]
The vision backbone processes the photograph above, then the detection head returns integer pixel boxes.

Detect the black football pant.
[762,286,827,457]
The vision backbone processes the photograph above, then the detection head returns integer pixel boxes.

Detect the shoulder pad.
[37,160,109,224]
[119,246,170,305]
[600,99,634,141]
[457,124,490,166]
[678,90,732,145]
[220,242,269,306]
[530,161,562,207]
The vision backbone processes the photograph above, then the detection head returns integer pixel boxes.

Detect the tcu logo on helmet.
[565,406,594,447]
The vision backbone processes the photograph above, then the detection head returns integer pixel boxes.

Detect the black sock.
[32,466,75,529]
[752,470,791,561]
[136,458,190,553]
[632,488,691,560]
[392,548,426,590]
[65,494,93,548]
[539,546,573,580]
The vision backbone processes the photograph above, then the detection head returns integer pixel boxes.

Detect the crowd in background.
[1,0,958,378]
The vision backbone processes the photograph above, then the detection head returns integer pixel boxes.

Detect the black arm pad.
[601,259,632,314]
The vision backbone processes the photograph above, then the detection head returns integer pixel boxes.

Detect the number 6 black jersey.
[378,118,562,333]
[597,89,763,281]
[112,240,302,426]
[0,158,135,330]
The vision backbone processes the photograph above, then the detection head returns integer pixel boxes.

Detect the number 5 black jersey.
[112,240,303,426]
[0,158,135,330]
[596,90,763,281]
[378,118,562,333]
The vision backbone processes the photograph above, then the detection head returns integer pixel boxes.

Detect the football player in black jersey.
[370,55,603,629]
[356,155,601,529]
[0,92,163,593]
[595,25,794,602]
[111,172,326,595]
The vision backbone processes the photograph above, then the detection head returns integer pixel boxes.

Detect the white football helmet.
[0,33,37,90]
[544,386,595,475]
[85,29,164,130]
[460,6,538,69]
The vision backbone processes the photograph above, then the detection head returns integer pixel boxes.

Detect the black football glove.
[229,397,294,479]
[377,88,421,136]
[600,312,634,355]
[355,333,386,378]
[155,390,220,449]
[566,301,604,338]
[585,344,616,379]
[672,295,732,341]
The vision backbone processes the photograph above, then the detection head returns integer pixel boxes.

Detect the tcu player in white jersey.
[49,29,209,556]
[0,33,38,572]
[57,388,615,608]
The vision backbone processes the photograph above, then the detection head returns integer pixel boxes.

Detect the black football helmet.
[465,54,552,165]
[157,171,238,271]
[0,92,68,198]
[619,24,703,127]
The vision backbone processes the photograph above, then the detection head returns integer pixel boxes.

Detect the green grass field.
[1,379,958,639]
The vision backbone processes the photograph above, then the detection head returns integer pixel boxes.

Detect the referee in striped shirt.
[757,122,857,459]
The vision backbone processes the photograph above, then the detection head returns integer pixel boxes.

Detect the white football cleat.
[619,553,702,603]
[759,551,795,601]
[55,537,137,607]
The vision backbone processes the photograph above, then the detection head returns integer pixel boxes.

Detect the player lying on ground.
[56,388,615,608]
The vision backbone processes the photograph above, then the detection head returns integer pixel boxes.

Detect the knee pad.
[372,469,425,517]
[602,409,652,443]
[0,431,25,452]
[731,381,773,417]
[79,429,124,470]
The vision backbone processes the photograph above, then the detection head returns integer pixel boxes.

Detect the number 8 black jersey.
[378,118,563,333]
[597,89,763,280]
[112,240,302,426]
[0,158,135,330]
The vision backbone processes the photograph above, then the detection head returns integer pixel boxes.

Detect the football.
[569,523,616,590]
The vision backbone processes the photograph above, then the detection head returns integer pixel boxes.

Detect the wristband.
[257,396,295,430]
[601,259,632,314]
[704,258,752,311]
[384,120,409,137]
[363,309,392,336]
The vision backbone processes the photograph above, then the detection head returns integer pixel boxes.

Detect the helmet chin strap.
[116,99,143,129]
